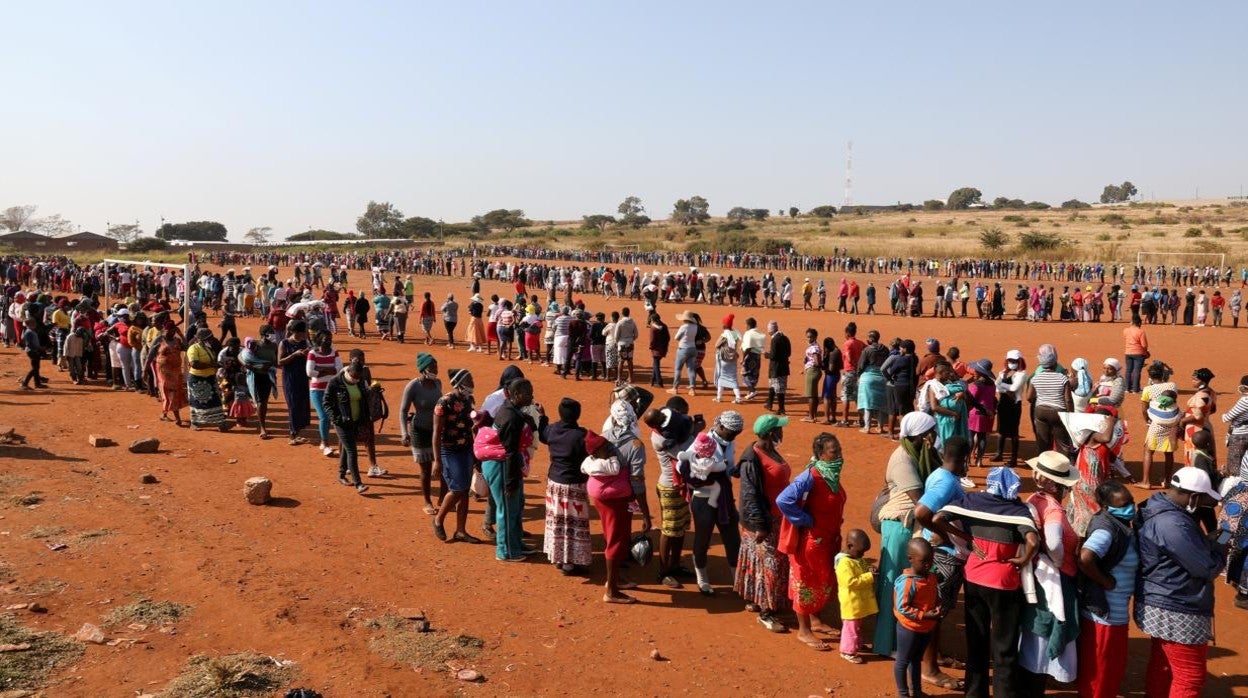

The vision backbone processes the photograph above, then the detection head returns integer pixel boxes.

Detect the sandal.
[799,636,831,652]
[452,531,483,544]
[840,653,864,664]
[603,594,636,605]
[432,520,447,542]
[937,657,967,671]
[922,673,964,691]
[422,504,438,515]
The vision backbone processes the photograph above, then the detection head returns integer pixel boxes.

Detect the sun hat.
[1026,451,1080,487]
[1171,466,1221,501]
[753,414,789,437]
[968,359,994,380]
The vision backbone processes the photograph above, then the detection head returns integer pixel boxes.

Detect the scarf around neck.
[811,458,843,493]
[901,437,939,481]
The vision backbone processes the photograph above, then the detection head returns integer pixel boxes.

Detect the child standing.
[893,538,940,698]
[834,529,878,664]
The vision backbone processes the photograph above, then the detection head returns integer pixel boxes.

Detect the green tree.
[243,226,272,244]
[1025,201,1051,210]
[0,205,38,232]
[788,206,800,218]
[979,227,1009,250]
[749,208,770,221]
[923,199,945,211]
[1119,181,1138,200]
[397,216,440,238]
[1060,199,1091,209]
[617,196,650,228]
[1099,184,1122,204]
[582,214,616,233]
[473,209,532,234]
[156,221,227,241]
[726,206,750,222]
[105,223,143,245]
[671,196,710,225]
[355,200,404,238]
[126,237,169,253]
[946,187,983,210]
[808,205,837,218]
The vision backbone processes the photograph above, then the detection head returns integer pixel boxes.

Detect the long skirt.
[788,525,838,615]
[856,367,887,412]
[552,335,570,366]
[735,527,789,612]
[593,495,632,562]
[543,481,593,566]
[283,369,312,434]
[156,358,188,412]
[873,519,912,656]
[467,316,486,345]
[188,373,226,427]
[715,358,739,389]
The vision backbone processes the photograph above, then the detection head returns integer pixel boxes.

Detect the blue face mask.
[1108,503,1136,521]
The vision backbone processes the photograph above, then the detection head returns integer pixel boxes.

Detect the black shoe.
[673,566,696,579]
[482,524,497,539]
[1236,593,1248,611]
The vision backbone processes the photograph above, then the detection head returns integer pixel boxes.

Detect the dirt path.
[2,263,1245,696]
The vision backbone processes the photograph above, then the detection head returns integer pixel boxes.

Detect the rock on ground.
[140,473,159,484]
[244,477,272,505]
[128,438,160,454]
[73,622,107,644]
[88,434,114,447]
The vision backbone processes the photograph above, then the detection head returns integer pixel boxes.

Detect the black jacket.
[737,442,775,534]
[540,420,589,486]
[494,401,547,491]
[323,372,370,428]
[353,296,370,320]
[766,332,791,378]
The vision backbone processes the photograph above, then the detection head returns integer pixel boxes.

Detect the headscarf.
[1038,343,1058,368]
[899,412,936,438]
[1072,358,1092,397]
[811,458,844,493]
[603,399,640,440]
[715,410,745,433]
[416,352,434,372]
[986,466,1022,500]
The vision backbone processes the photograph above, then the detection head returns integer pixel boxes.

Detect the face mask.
[1107,503,1135,520]
[420,369,437,380]
[459,386,474,398]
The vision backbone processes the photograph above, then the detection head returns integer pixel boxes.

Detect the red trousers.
[1077,618,1127,698]
[1145,636,1208,697]
[593,496,631,562]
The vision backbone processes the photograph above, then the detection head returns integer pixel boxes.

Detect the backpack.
[368,384,389,427]
[717,331,739,363]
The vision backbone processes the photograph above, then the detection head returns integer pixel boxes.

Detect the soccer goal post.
[100,258,191,317]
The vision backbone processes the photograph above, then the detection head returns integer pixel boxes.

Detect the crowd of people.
[5,250,1248,697]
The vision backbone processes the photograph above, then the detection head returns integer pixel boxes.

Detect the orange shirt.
[1123,325,1148,356]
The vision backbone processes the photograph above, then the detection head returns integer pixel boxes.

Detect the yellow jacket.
[835,553,878,620]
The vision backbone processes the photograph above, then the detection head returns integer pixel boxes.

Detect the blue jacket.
[1136,493,1224,616]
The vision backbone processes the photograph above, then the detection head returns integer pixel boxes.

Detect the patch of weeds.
[18,578,67,596]
[0,562,13,584]
[23,526,66,540]
[0,475,30,495]
[105,598,191,628]
[0,614,84,691]
[75,529,113,544]
[158,652,296,698]
[366,614,484,672]
[7,492,42,507]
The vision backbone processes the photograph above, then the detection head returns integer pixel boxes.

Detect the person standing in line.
[431,369,482,544]
[1075,481,1138,698]
[839,322,865,427]
[613,306,638,384]
[487,378,545,562]
[668,310,700,396]
[713,314,742,403]
[1136,467,1226,697]
[277,320,312,446]
[892,539,940,698]
[1123,315,1149,394]
[735,414,792,634]
[399,353,444,514]
[800,328,822,422]
[763,320,791,415]
[390,292,408,344]
[322,357,371,494]
[740,317,766,401]
[678,410,745,596]
[441,293,459,348]
[540,398,591,574]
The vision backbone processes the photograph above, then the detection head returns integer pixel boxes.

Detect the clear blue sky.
[2,1,1245,240]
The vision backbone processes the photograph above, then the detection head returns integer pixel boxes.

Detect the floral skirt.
[734,527,789,612]
[543,481,593,566]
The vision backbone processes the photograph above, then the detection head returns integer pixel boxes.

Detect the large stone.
[73,622,107,644]
[128,438,160,454]
[244,477,272,505]
[88,434,114,447]
[139,473,159,484]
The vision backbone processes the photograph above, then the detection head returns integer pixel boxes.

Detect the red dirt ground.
[2,263,1245,697]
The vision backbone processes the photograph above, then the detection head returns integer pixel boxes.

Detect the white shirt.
[741,328,766,354]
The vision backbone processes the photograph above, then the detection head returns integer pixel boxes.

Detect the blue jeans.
[894,625,932,697]
[672,345,697,389]
[310,389,330,444]
[482,459,524,560]
[1125,353,1145,393]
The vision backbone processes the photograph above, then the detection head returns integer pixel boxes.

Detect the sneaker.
[659,575,682,589]
[698,583,715,596]
[338,477,351,486]
[355,483,369,494]
[959,477,976,489]
[757,613,786,633]
[482,523,497,539]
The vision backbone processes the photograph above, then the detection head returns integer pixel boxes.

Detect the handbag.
[868,484,890,534]
[470,470,489,499]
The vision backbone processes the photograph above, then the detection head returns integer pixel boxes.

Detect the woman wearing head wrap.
[928,467,1040,697]
[1141,360,1180,488]
[186,327,229,431]
[153,322,188,426]
[541,398,592,573]
[736,415,795,634]
[713,314,742,403]
[278,320,312,446]
[603,397,653,538]
[1026,343,1075,458]
[873,411,939,657]
[432,368,481,543]
[678,410,746,595]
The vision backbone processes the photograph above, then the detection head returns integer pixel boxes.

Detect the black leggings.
[22,353,42,387]
[690,495,741,569]
[334,424,361,484]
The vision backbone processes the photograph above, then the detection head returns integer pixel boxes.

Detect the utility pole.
[843,140,854,208]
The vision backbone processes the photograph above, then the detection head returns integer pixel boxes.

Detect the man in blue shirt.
[20,318,46,390]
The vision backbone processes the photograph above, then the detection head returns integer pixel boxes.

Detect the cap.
[753,413,789,437]
[1171,466,1221,501]
[1026,451,1080,487]
[1006,349,1023,361]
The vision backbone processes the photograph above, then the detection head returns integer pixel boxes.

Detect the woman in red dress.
[778,432,848,651]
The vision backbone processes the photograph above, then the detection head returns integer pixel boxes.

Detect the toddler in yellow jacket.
[834,528,878,664]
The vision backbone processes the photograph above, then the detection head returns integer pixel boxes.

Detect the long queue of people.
[6,257,1248,697]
